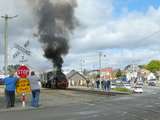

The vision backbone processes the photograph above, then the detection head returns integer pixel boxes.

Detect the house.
[100,68,113,79]
[147,73,156,81]
[138,68,150,82]
[87,68,113,80]
[125,64,142,82]
[67,70,87,86]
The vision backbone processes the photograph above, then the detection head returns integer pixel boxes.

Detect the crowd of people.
[95,79,111,92]
[2,70,41,108]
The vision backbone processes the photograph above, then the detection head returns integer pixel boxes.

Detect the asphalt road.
[0,87,160,120]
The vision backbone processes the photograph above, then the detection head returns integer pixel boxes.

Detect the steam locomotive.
[41,70,68,89]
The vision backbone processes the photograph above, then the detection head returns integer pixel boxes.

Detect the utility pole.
[98,52,107,81]
[80,59,85,74]
[1,14,18,75]
[99,52,102,80]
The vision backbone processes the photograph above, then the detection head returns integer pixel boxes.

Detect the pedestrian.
[106,80,111,95]
[104,79,107,91]
[96,79,100,89]
[28,71,41,107]
[3,70,18,108]
[101,79,105,90]
[86,79,90,88]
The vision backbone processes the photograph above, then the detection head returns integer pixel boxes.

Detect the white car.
[132,86,143,93]
[111,83,116,89]
[123,83,131,90]
[0,75,5,85]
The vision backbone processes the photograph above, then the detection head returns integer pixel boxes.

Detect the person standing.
[104,79,107,91]
[96,79,100,89]
[106,80,111,95]
[101,79,105,90]
[28,71,41,107]
[3,70,18,108]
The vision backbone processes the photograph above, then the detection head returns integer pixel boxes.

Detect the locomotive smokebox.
[48,66,68,89]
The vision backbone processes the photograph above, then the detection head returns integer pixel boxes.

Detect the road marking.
[155,103,160,105]
[83,103,95,106]
[121,111,128,116]
[77,110,99,115]
[145,105,153,108]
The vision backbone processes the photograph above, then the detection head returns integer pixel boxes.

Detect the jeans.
[31,89,40,107]
[5,90,15,108]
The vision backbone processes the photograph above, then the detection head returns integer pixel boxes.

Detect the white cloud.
[71,6,160,53]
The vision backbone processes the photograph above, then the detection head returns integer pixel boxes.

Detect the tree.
[138,64,146,69]
[6,64,20,72]
[145,60,160,73]
[116,69,122,78]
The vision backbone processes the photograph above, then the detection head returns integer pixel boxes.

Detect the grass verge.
[112,88,131,93]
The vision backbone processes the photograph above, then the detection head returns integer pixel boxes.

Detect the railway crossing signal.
[13,40,31,63]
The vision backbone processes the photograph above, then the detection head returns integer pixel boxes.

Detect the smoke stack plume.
[27,0,77,71]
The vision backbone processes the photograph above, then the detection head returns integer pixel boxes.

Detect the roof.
[67,70,87,80]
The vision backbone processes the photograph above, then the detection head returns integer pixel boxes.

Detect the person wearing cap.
[3,70,18,108]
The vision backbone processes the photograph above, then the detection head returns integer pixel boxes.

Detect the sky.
[0,0,160,73]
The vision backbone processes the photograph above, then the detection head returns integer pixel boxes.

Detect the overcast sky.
[0,0,160,72]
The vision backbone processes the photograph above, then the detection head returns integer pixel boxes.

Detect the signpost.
[13,40,31,64]
[13,40,31,107]
[16,65,30,107]
[17,65,29,78]
[16,78,31,94]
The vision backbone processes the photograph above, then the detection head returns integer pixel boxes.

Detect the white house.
[67,70,87,86]
[147,73,156,81]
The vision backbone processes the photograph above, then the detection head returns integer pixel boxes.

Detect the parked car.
[0,75,5,85]
[111,83,116,89]
[123,83,131,90]
[132,82,143,93]
[115,79,122,84]
[148,79,156,86]
[133,86,143,93]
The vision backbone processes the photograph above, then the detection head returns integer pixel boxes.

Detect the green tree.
[138,64,146,69]
[7,64,20,72]
[116,69,122,78]
[146,60,160,73]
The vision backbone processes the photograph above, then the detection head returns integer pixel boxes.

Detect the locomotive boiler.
[41,70,68,89]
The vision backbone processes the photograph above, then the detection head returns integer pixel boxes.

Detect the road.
[0,87,160,120]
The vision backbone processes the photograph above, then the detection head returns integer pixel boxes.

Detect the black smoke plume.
[28,0,77,71]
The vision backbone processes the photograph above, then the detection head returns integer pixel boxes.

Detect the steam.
[27,0,77,71]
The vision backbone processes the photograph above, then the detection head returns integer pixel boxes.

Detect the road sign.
[16,78,31,94]
[13,40,31,64]
[13,51,21,58]
[24,40,29,48]
[17,65,30,78]
[14,44,31,56]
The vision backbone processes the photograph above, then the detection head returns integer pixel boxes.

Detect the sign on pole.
[13,40,31,64]
[16,65,30,107]
[14,44,31,56]
[17,65,30,78]
[16,78,31,94]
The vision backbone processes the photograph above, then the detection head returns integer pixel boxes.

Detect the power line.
[137,29,160,42]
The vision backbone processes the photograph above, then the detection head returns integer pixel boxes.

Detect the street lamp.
[98,52,107,79]
[1,14,18,75]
